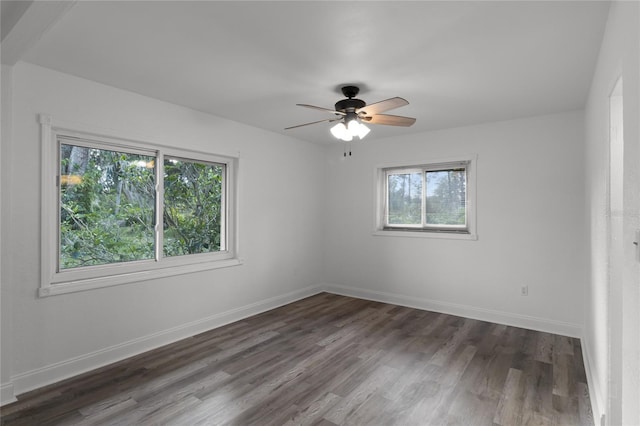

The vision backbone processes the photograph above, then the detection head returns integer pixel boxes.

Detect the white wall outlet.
[521,285,528,296]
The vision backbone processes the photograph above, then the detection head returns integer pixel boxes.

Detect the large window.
[375,156,477,239]
[40,115,239,296]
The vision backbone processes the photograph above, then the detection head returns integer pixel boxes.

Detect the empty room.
[1,1,639,425]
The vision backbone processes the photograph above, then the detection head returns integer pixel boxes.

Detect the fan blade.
[357,97,408,116]
[297,104,346,115]
[285,118,341,130]
[363,114,416,127]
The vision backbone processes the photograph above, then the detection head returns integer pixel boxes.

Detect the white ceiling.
[17,1,610,144]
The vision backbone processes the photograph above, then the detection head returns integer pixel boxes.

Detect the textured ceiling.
[21,1,610,144]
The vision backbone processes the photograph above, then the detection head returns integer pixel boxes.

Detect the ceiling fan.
[285,85,416,141]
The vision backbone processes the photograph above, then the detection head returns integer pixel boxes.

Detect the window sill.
[39,258,244,297]
[373,229,478,240]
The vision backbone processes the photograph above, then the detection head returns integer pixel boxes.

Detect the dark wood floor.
[1,293,592,426]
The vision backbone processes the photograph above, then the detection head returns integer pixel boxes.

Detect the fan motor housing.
[335,98,365,113]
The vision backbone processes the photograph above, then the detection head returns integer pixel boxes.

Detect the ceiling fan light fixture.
[331,118,370,142]
[287,85,415,141]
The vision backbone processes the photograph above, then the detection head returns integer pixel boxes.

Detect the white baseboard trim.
[1,381,17,406]
[323,283,582,338]
[7,284,323,401]
[580,335,604,426]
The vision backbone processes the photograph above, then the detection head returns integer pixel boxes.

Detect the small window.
[375,156,476,239]
[40,115,240,296]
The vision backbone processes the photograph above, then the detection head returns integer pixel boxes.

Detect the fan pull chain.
[342,143,354,158]
[342,143,353,158]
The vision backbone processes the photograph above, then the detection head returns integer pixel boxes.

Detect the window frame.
[40,114,241,297]
[374,155,477,240]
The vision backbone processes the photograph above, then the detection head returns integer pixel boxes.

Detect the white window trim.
[373,154,478,240]
[39,114,242,297]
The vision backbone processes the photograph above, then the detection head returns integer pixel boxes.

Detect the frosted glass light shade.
[330,122,352,141]
[331,120,370,141]
[357,123,370,139]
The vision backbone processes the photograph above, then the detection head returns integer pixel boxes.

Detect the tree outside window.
[384,163,469,232]
[59,143,226,271]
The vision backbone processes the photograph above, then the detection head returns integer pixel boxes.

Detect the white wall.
[1,64,15,403]
[584,2,640,425]
[1,62,325,399]
[323,111,586,337]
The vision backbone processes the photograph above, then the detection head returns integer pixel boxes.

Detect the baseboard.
[1,381,17,406]
[580,334,604,425]
[323,283,582,338]
[7,284,323,401]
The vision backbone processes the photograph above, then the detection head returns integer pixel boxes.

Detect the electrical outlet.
[521,285,528,296]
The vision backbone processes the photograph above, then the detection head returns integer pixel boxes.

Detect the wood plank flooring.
[1,293,593,425]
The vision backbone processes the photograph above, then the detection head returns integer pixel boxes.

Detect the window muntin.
[383,162,470,233]
[40,115,239,296]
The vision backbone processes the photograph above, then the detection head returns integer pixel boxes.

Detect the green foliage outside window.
[163,158,223,257]
[425,170,466,226]
[59,144,225,270]
[59,144,155,269]
[387,168,466,227]
[387,172,422,225]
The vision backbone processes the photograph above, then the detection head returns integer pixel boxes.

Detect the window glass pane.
[163,157,224,257]
[387,172,422,225]
[425,169,466,226]
[59,144,156,269]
